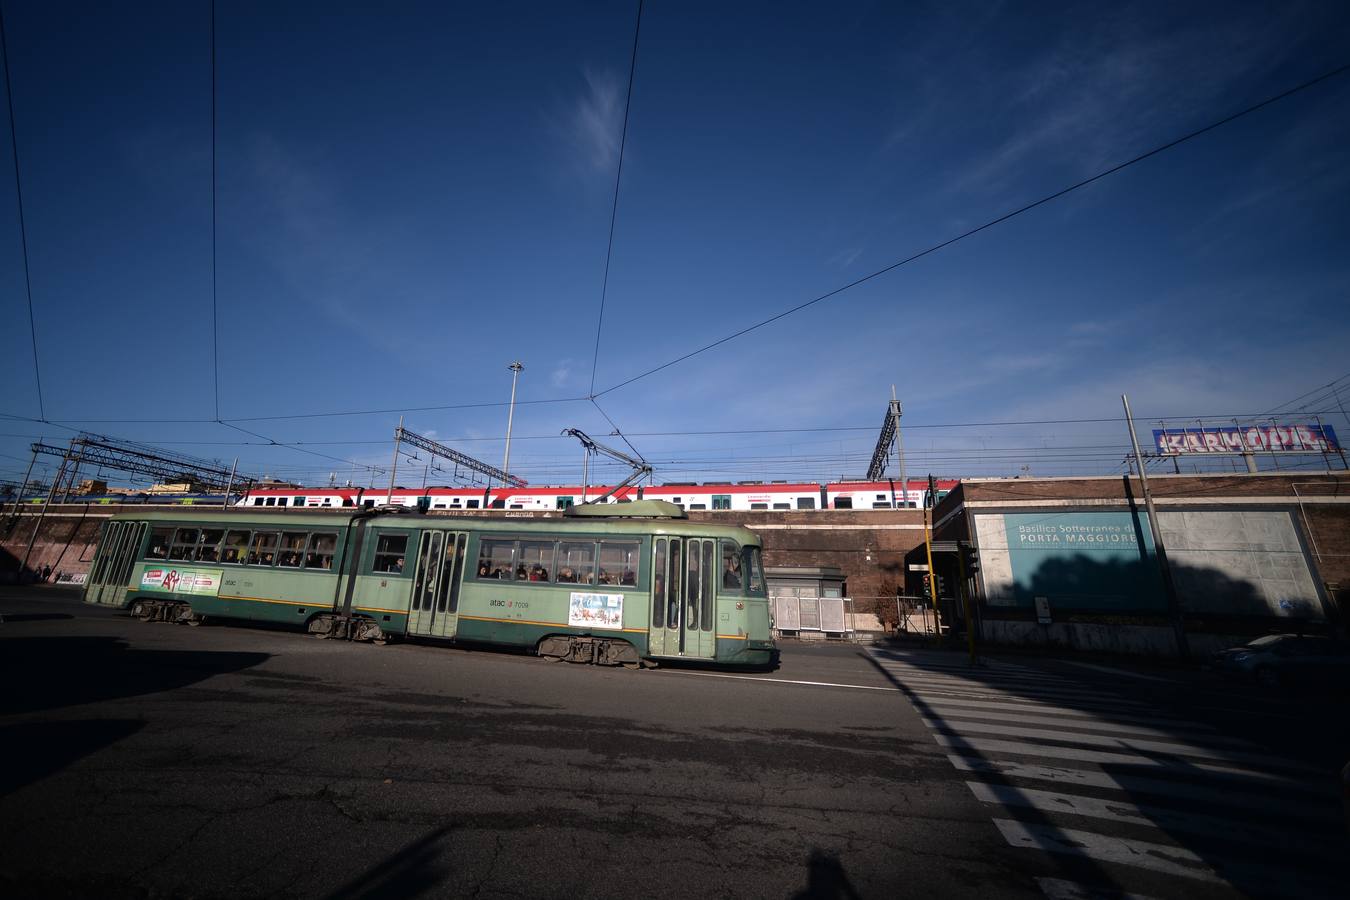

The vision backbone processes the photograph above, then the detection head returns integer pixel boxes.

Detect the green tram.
[81,501,774,667]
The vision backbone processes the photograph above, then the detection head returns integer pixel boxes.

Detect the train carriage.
[81,502,774,668]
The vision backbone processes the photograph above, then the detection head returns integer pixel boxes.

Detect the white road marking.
[889,677,1148,705]
[932,735,1320,789]
[1036,877,1159,900]
[666,670,900,692]
[1054,661,1177,683]
[919,696,1205,729]
[906,688,1153,715]
[947,755,1341,820]
[923,706,1248,745]
[967,782,1338,854]
[921,718,1315,772]
[993,819,1226,884]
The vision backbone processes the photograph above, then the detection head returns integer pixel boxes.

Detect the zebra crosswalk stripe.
[864,647,1338,892]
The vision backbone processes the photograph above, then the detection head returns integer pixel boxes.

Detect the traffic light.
[921,578,932,600]
[934,574,947,599]
[961,544,979,577]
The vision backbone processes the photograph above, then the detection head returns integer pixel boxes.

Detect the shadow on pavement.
[0,719,145,796]
[326,825,454,899]
[792,848,862,899]
[0,635,270,717]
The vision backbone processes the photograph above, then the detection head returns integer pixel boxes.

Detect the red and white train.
[235,479,957,513]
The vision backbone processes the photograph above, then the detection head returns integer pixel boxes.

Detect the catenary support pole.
[222,457,237,508]
[1123,394,1189,659]
[386,415,403,505]
[5,446,36,522]
[21,443,69,576]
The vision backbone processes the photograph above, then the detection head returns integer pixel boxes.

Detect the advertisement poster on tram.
[140,567,223,596]
[568,592,624,629]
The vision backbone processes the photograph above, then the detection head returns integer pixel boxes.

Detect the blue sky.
[2,1,1349,490]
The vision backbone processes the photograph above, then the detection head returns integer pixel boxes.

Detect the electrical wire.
[589,0,644,397]
[593,62,1350,398]
[0,2,42,420]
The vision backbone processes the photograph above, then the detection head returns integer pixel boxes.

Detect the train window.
[688,503,707,510]
[252,498,265,506]
[712,495,731,510]
[745,547,765,595]
[796,497,815,510]
[720,541,742,592]
[518,540,554,582]
[277,532,307,568]
[556,496,574,510]
[169,528,200,560]
[466,499,480,509]
[834,497,853,509]
[305,532,337,570]
[652,539,667,629]
[293,496,306,507]
[556,541,595,585]
[372,534,408,574]
[876,494,887,501]
[221,530,250,564]
[196,529,225,562]
[146,527,173,560]
[264,498,276,507]
[772,503,790,510]
[363,499,376,509]
[598,541,639,587]
[508,504,525,510]
[872,501,891,509]
[477,539,516,579]
[700,541,715,631]
[750,503,768,510]
[248,531,279,566]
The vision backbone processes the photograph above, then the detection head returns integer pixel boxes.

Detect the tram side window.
[745,546,765,595]
[476,539,516,579]
[221,530,251,564]
[721,541,742,591]
[652,539,667,629]
[518,540,555,582]
[278,532,307,568]
[196,529,225,562]
[834,497,853,509]
[598,541,640,586]
[556,541,595,584]
[372,534,408,574]
[248,531,280,566]
[146,527,173,560]
[700,540,715,631]
[306,533,337,570]
[169,528,200,561]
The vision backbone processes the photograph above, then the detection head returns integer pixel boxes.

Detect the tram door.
[648,536,716,659]
[85,521,147,606]
[406,530,467,639]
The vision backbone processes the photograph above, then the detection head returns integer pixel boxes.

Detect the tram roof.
[107,509,763,544]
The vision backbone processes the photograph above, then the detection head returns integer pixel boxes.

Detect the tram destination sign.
[1153,423,1339,456]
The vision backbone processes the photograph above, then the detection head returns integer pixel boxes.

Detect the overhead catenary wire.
[592,62,1350,398]
[210,0,219,420]
[588,0,644,398]
[0,3,43,420]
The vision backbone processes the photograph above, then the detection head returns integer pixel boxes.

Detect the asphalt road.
[1,586,1345,899]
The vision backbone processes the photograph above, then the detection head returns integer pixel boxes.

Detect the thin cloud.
[568,68,623,173]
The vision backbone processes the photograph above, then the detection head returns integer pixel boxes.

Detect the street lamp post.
[502,362,524,482]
